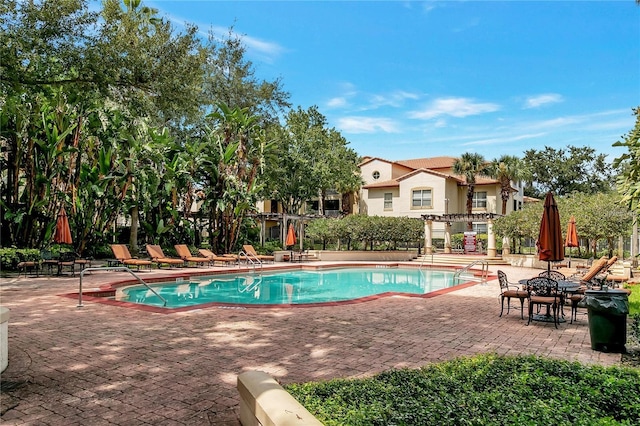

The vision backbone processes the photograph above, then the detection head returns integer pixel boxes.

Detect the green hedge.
[286,354,640,425]
[0,248,41,271]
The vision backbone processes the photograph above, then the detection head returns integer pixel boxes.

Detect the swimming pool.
[115,267,458,308]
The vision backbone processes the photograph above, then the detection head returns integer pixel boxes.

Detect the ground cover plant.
[286,354,640,425]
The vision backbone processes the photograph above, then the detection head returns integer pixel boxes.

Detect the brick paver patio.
[0,263,622,425]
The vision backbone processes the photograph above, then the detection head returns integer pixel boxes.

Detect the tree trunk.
[129,204,139,256]
[466,185,474,231]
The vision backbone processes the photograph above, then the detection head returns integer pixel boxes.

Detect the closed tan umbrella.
[537,192,564,272]
[565,215,579,267]
[54,206,73,245]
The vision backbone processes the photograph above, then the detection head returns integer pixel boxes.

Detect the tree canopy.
[613,107,640,215]
[0,0,359,255]
[493,192,633,257]
[522,145,617,199]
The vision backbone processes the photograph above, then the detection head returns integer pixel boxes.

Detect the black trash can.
[584,289,629,353]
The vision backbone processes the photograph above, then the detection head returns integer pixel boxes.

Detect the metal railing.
[238,250,263,272]
[453,260,489,284]
[77,266,167,308]
[419,254,435,271]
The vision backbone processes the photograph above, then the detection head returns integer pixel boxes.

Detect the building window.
[384,193,392,210]
[472,223,488,234]
[472,191,487,209]
[372,171,380,180]
[325,199,340,212]
[412,189,432,208]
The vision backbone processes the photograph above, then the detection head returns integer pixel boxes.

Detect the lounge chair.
[602,256,632,292]
[564,256,611,322]
[40,249,60,275]
[198,249,237,266]
[145,244,185,268]
[569,256,608,287]
[110,244,153,270]
[242,245,275,263]
[57,251,77,276]
[17,252,40,277]
[174,244,211,267]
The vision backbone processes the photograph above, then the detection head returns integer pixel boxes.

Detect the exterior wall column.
[424,220,433,254]
[632,218,638,267]
[501,236,511,256]
[444,222,452,254]
[487,218,497,257]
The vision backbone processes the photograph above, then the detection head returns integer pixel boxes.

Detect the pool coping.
[59,262,494,314]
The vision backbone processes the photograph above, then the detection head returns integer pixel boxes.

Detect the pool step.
[416,254,509,267]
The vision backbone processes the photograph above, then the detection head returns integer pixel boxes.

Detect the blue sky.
[142,0,639,162]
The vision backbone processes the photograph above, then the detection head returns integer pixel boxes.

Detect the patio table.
[519,279,581,323]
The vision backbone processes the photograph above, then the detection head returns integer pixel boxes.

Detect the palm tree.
[452,152,489,230]
[487,155,529,215]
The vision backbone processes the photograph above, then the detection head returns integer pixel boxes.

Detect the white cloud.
[409,97,500,119]
[161,16,285,62]
[461,133,547,147]
[524,93,564,109]
[338,117,400,134]
[327,97,348,108]
[368,91,420,109]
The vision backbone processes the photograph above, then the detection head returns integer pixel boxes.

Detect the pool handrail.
[238,250,263,271]
[453,260,489,284]
[77,266,167,308]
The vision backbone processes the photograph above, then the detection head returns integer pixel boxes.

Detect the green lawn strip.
[285,354,640,425]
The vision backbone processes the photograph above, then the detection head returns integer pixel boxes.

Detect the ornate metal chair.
[497,270,528,319]
[526,277,561,328]
[538,270,566,281]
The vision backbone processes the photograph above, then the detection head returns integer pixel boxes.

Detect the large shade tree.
[262,106,361,216]
[522,145,616,199]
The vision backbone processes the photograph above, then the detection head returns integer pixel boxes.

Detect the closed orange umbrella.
[537,192,564,271]
[565,215,579,267]
[54,206,73,245]
[286,223,297,247]
[565,216,579,248]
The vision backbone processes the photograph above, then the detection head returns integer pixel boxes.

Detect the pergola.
[421,213,502,256]
[249,212,323,250]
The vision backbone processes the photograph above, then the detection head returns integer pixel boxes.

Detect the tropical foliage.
[486,155,530,215]
[452,152,489,230]
[0,0,360,255]
[614,106,640,215]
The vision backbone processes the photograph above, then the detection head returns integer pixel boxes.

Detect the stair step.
[416,254,509,266]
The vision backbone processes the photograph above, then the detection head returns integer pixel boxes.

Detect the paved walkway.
[0,263,622,425]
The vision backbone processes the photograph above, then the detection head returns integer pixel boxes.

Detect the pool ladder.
[453,260,489,284]
[238,250,263,271]
[77,266,167,308]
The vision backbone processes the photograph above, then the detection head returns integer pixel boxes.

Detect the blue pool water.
[116,267,458,308]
